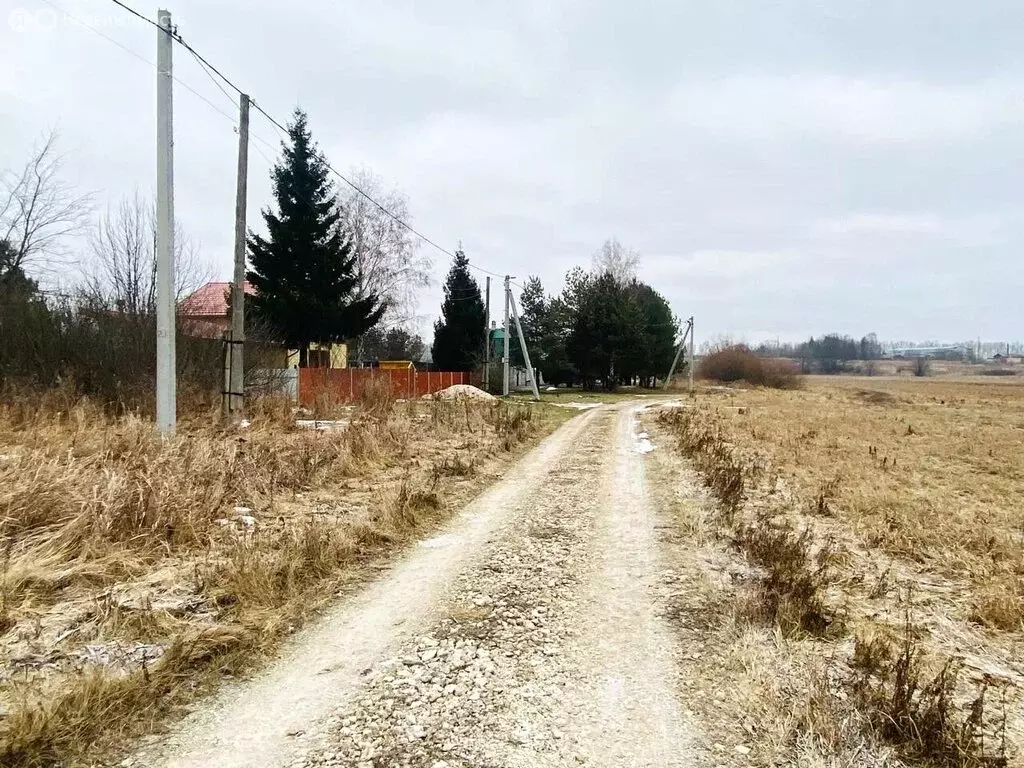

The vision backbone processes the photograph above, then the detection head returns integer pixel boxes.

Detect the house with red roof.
[179,281,255,339]
[180,281,348,368]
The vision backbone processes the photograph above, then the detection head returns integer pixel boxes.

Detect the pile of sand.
[428,384,496,401]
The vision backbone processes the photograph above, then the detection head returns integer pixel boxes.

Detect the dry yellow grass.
[0,392,570,767]
[699,377,1024,632]
[648,377,1024,766]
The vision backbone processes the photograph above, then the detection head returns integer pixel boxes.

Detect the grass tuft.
[658,406,834,636]
[852,613,1008,767]
[736,517,835,636]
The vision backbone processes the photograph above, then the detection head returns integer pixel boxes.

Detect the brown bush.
[698,345,802,389]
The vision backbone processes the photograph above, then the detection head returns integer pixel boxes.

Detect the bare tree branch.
[336,167,432,330]
[0,129,93,275]
[82,192,210,314]
[592,237,641,285]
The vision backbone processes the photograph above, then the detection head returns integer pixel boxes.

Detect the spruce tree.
[510,276,545,369]
[246,109,383,366]
[629,282,678,386]
[431,250,486,370]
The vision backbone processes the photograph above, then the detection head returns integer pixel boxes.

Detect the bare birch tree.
[0,129,92,276]
[336,168,431,329]
[592,237,640,285]
[83,192,208,315]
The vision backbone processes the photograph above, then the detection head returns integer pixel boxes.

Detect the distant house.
[887,346,969,360]
[179,280,348,369]
[179,281,255,339]
[992,353,1024,365]
[485,321,536,388]
[489,322,506,359]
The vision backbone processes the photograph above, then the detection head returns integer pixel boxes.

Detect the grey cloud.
[2,0,1021,342]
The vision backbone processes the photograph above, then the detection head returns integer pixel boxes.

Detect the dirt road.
[127,403,700,768]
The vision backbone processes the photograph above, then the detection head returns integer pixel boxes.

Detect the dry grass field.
[647,376,1024,767]
[0,389,569,767]
[706,376,1024,632]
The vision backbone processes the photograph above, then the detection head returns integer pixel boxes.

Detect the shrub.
[698,345,802,389]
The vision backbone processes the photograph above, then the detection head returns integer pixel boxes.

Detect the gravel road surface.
[126,403,699,768]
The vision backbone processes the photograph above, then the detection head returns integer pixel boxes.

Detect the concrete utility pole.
[688,315,695,392]
[483,276,491,392]
[227,92,250,416]
[664,316,694,391]
[502,275,510,396]
[156,9,176,433]
[509,290,540,400]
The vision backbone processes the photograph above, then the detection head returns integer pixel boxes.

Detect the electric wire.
[40,0,239,128]
[104,0,510,280]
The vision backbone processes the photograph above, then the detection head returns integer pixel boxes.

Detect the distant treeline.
[750,334,884,374]
[749,334,1024,372]
[748,333,975,374]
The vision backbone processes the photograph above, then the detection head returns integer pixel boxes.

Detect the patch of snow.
[233,506,253,515]
[238,419,252,429]
[553,402,601,410]
[630,408,655,453]
[634,438,655,454]
[545,386,558,391]
[295,419,350,431]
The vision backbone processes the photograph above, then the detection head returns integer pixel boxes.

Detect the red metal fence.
[298,368,481,406]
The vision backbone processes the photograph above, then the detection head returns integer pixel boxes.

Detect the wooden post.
[227,93,250,417]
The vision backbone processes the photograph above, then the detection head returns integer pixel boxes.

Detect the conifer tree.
[247,109,383,366]
[431,250,486,370]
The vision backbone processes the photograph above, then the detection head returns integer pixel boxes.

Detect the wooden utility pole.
[155,9,176,433]
[483,276,491,392]
[227,93,250,416]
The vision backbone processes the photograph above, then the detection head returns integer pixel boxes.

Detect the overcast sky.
[3,0,1023,343]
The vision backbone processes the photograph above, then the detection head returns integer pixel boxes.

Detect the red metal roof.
[180,281,255,317]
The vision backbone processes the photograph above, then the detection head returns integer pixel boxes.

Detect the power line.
[42,0,239,129]
[464,261,506,279]
[104,0,509,279]
[106,0,152,27]
[43,0,287,178]
[251,143,275,166]
[184,47,238,111]
[176,80,238,126]
[253,101,461,259]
